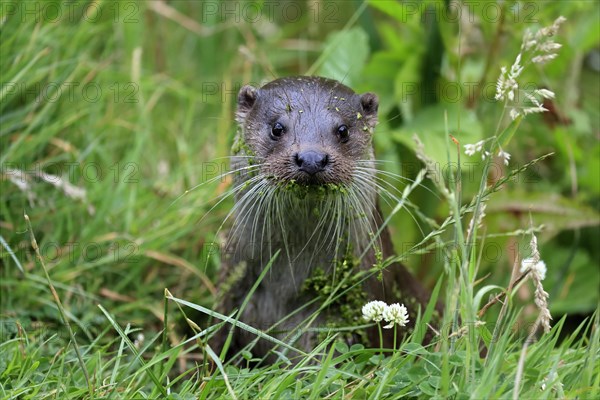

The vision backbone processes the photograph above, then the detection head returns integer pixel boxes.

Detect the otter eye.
[337,125,349,143]
[271,122,285,139]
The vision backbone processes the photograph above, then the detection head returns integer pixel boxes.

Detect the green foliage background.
[1,0,599,398]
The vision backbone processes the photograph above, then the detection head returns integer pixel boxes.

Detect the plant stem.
[378,323,383,355]
[25,214,93,397]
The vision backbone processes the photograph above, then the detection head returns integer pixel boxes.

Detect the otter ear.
[360,92,379,125]
[236,85,258,123]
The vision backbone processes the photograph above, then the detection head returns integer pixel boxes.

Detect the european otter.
[215,76,435,362]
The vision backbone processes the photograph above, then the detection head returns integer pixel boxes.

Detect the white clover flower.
[382,303,409,329]
[362,300,387,322]
[498,150,511,166]
[520,257,547,281]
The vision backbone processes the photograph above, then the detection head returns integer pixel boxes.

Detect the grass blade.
[97,304,167,397]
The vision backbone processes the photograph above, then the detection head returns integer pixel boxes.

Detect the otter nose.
[294,150,329,175]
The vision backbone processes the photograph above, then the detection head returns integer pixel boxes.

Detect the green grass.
[1,1,599,399]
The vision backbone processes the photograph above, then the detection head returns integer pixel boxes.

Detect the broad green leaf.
[546,249,599,314]
[487,190,600,233]
[392,102,484,165]
[393,54,421,122]
[498,114,523,148]
[316,27,369,88]
[367,0,422,24]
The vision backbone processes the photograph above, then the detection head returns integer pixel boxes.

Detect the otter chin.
[214,76,438,363]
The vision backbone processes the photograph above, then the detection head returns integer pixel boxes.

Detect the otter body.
[216,76,434,361]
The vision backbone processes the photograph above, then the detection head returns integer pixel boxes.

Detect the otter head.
[235,76,378,188]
